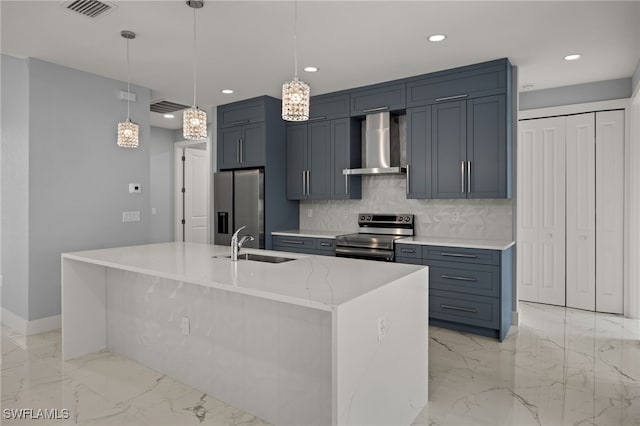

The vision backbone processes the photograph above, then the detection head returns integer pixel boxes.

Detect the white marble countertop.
[272,229,348,239]
[397,236,515,251]
[63,242,425,312]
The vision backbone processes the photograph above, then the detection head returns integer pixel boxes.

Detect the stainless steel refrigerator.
[213,169,264,249]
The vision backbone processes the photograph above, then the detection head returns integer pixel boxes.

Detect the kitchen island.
[62,242,428,426]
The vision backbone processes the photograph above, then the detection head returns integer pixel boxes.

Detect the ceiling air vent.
[150,100,191,114]
[65,0,113,18]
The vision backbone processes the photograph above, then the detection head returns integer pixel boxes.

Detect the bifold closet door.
[566,113,596,311]
[595,110,624,314]
[517,117,566,306]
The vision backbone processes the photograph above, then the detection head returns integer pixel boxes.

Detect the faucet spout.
[231,226,253,261]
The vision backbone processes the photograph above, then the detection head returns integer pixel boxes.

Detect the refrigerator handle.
[217,212,229,234]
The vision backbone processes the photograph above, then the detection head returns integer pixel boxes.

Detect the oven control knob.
[366,215,372,221]
[360,215,366,221]
[404,216,411,222]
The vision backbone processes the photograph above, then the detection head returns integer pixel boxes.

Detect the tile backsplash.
[299,175,513,240]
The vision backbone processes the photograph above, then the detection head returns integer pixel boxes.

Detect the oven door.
[335,246,395,262]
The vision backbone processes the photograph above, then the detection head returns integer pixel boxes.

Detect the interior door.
[517,117,566,306]
[595,110,624,314]
[566,113,596,311]
[184,147,210,244]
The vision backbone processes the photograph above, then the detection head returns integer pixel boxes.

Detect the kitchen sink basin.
[213,253,296,264]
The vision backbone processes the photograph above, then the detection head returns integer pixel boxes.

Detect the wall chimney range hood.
[343,111,406,176]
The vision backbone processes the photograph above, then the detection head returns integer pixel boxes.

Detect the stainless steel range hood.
[343,112,406,176]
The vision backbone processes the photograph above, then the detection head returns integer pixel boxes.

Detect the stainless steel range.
[335,213,414,261]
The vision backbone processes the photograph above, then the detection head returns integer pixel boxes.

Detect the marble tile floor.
[2,302,640,426]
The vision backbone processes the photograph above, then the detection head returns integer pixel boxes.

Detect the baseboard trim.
[512,310,520,326]
[1,307,61,335]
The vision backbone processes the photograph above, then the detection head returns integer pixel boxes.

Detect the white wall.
[520,78,632,111]
[150,127,175,243]
[1,56,152,323]
[628,88,640,318]
[0,54,30,319]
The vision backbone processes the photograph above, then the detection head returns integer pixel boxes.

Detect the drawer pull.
[440,304,477,313]
[401,248,416,254]
[440,274,477,282]
[307,116,327,122]
[440,252,477,259]
[282,240,305,245]
[435,94,468,102]
[320,242,331,247]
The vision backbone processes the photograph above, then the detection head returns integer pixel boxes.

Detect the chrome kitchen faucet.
[231,226,254,261]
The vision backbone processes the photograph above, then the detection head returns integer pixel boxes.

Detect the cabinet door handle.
[467,161,471,193]
[306,170,311,195]
[229,119,250,126]
[441,274,477,282]
[344,174,349,195]
[440,252,478,259]
[435,94,468,102]
[401,248,416,254]
[406,164,410,195]
[302,171,306,196]
[320,242,331,247]
[237,139,241,164]
[362,106,389,113]
[440,304,477,313]
[461,161,465,193]
[282,240,304,245]
[240,139,244,163]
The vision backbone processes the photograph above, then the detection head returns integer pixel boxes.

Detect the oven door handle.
[335,246,394,261]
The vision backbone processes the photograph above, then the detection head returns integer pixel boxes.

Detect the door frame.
[518,98,633,317]
[174,138,212,243]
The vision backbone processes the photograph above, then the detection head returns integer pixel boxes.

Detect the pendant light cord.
[126,37,131,121]
[293,0,298,80]
[192,6,197,108]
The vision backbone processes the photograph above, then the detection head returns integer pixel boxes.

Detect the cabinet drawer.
[315,238,335,252]
[429,289,499,329]
[309,93,350,120]
[395,244,421,260]
[272,235,316,251]
[406,65,506,107]
[218,99,265,128]
[350,82,406,115]
[429,261,499,297]
[395,256,422,265]
[424,246,499,265]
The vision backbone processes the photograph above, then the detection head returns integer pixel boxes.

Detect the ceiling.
[2,1,639,129]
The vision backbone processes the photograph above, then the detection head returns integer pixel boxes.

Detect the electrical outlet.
[129,183,141,193]
[307,208,313,218]
[377,317,386,343]
[343,209,348,218]
[181,317,190,335]
[122,211,140,222]
[452,211,460,222]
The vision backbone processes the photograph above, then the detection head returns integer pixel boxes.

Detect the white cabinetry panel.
[595,110,624,314]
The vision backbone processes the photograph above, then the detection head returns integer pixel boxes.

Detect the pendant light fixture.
[117,30,139,148]
[183,0,207,140]
[282,0,310,121]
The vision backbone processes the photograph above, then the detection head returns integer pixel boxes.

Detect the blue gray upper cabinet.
[309,92,350,120]
[218,98,265,128]
[331,118,362,200]
[350,82,406,116]
[406,60,507,107]
[286,121,331,200]
[406,106,432,199]
[431,100,467,199]
[286,124,308,199]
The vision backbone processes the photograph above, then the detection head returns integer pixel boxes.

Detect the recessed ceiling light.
[304,66,318,73]
[564,54,582,61]
[163,114,174,119]
[428,34,446,42]
[221,89,234,94]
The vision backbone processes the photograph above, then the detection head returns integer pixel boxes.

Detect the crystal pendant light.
[183,0,207,140]
[282,0,310,121]
[117,30,139,148]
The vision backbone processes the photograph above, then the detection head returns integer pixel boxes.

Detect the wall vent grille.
[150,100,191,114]
[65,0,113,18]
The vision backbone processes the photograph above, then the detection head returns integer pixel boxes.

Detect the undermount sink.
[213,253,296,264]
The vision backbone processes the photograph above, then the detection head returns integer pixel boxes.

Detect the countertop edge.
[396,238,515,251]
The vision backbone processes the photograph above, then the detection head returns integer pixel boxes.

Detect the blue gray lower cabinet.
[396,243,512,341]
[272,235,336,256]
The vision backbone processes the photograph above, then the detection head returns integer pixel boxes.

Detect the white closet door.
[517,117,566,306]
[184,147,210,244]
[595,110,624,314]
[566,113,596,311]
